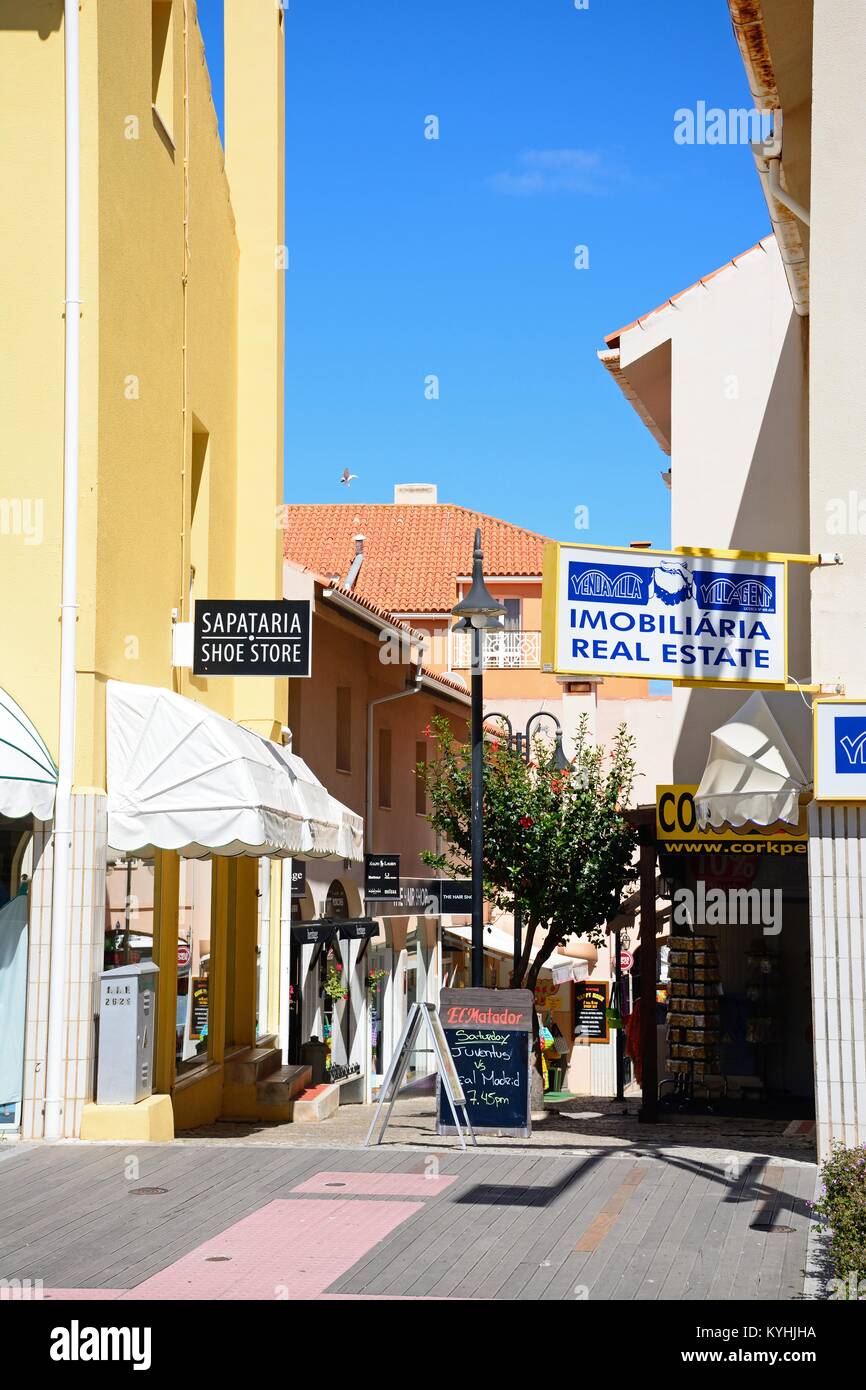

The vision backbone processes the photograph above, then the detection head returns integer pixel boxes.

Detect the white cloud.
[487,147,625,196]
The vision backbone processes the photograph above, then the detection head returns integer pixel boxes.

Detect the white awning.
[694,691,810,830]
[444,921,579,976]
[106,681,363,861]
[0,688,57,821]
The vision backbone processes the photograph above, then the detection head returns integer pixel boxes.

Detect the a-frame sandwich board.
[364,1002,478,1150]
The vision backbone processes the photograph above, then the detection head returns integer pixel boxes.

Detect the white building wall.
[618,238,810,784]
[807,0,866,1153]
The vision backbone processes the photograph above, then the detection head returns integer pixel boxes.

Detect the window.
[151,2,175,143]
[415,740,427,816]
[503,598,522,630]
[336,687,351,773]
[378,728,392,810]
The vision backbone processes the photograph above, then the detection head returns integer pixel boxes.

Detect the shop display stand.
[662,933,722,1111]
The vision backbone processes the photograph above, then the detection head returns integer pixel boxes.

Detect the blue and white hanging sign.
[814,700,866,802]
[541,544,788,686]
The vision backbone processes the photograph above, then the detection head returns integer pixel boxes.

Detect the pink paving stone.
[291,1170,458,1198]
[117,1198,422,1301]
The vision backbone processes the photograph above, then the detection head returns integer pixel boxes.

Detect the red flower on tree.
[520,815,533,828]
[422,723,432,738]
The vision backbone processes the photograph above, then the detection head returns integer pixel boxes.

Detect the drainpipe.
[45,0,81,1140]
[366,680,422,854]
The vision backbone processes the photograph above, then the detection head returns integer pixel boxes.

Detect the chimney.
[345,535,365,591]
[353,534,365,556]
[394,483,437,505]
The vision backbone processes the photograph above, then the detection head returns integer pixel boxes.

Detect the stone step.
[223,1045,283,1086]
[256,1064,312,1108]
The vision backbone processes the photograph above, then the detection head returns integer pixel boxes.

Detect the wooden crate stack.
[666,934,721,1091]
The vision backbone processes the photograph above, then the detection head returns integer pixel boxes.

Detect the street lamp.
[484,710,570,983]
[452,528,505,987]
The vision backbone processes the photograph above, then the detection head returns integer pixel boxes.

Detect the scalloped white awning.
[694,691,810,830]
[106,681,363,861]
[0,688,57,821]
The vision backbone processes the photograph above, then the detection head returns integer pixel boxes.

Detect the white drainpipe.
[45,0,82,1140]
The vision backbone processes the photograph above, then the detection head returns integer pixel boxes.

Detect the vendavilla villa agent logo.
[834,716,866,772]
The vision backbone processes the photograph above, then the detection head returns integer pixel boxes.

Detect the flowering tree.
[420,713,638,996]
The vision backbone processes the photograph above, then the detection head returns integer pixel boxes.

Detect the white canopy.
[694,691,810,830]
[0,688,57,821]
[444,921,580,976]
[106,681,363,861]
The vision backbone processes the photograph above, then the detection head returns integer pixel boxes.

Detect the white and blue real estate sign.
[542,544,787,685]
[814,700,866,801]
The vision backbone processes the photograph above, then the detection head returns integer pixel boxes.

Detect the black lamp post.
[484,711,569,983]
[451,529,505,988]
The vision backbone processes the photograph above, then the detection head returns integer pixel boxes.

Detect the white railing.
[451,629,542,670]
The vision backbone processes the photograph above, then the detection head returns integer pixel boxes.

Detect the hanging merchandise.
[606,978,623,1030]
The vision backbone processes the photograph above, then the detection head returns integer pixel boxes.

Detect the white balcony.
[451,629,542,670]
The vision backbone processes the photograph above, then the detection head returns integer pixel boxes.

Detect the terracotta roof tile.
[283,504,551,613]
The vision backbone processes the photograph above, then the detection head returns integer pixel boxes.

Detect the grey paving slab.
[0,1131,817,1301]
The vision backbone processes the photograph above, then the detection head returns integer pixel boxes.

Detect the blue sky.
[198,0,768,549]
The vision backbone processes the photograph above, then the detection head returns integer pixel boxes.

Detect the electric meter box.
[96,960,159,1105]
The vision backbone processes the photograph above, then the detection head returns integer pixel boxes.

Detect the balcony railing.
[451,629,542,670]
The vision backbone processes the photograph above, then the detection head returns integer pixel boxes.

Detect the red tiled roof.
[283,504,551,613]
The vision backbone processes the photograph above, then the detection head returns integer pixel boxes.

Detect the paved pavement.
[0,1098,818,1301]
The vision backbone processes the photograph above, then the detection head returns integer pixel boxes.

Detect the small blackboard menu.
[437,988,533,1137]
[574,979,609,1043]
[364,854,400,900]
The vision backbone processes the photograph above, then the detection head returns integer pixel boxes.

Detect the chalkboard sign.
[574,979,609,1043]
[437,988,533,1137]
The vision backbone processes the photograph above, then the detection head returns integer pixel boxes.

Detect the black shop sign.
[364,854,400,900]
[437,988,533,1138]
[193,599,312,677]
[290,862,306,899]
[574,979,609,1043]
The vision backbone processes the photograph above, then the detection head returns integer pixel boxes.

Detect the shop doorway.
[0,816,32,1132]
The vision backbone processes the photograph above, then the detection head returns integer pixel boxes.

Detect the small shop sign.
[193,599,312,677]
[814,698,866,801]
[542,543,788,686]
[362,876,472,915]
[364,853,400,900]
[656,784,808,853]
[337,919,378,941]
[574,979,609,1043]
[290,862,306,898]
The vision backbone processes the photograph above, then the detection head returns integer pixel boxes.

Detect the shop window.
[151,2,175,143]
[0,818,33,1130]
[104,856,154,972]
[175,859,212,1076]
[378,727,392,810]
[336,686,351,772]
[415,739,427,815]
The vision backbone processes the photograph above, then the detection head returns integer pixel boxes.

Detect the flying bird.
[340,468,358,487]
